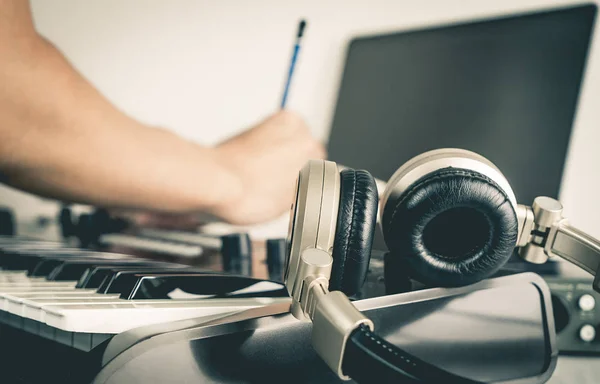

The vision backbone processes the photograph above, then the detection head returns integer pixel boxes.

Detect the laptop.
[326,3,597,251]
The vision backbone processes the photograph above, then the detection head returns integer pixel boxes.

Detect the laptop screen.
[327,4,596,207]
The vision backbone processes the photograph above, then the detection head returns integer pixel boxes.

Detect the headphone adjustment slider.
[311,290,373,380]
[291,249,374,379]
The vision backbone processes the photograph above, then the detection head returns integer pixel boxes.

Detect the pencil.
[280,20,307,109]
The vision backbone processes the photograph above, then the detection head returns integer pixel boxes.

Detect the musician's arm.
[0,1,244,214]
[0,1,324,225]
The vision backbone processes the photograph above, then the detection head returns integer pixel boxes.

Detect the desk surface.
[549,356,600,383]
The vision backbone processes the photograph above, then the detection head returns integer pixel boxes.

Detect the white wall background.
[1,0,599,239]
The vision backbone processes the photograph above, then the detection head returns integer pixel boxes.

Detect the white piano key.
[0,290,99,304]
[11,291,110,299]
[0,281,77,288]
[0,286,82,293]
[0,272,29,276]
[137,228,221,249]
[22,295,122,321]
[0,270,28,275]
[0,276,36,282]
[0,288,95,311]
[100,233,203,257]
[23,318,40,334]
[55,328,73,346]
[73,332,92,351]
[6,312,23,329]
[39,323,55,340]
[43,297,291,333]
[0,274,31,283]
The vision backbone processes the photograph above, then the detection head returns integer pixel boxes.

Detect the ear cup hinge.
[517,197,562,264]
[516,204,535,247]
[290,248,333,320]
[517,197,600,293]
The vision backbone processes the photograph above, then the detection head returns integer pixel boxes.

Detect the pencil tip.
[298,20,307,38]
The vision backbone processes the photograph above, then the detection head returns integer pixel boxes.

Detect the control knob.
[579,324,596,343]
[578,294,596,312]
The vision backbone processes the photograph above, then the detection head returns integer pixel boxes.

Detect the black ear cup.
[330,169,379,296]
[382,167,518,287]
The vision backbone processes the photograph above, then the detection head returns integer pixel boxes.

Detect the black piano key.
[29,257,111,278]
[76,263,183,289]
[123,273,289,300]
[28,252,133,277]
[96,269,213,295]
[30,258,67,277]
[100,273,140,296]
[1,248,131,276]
[77,267,120,289]
[47,259,162,281]
[1,248,86,271]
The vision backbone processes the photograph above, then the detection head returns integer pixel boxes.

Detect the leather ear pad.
[330,169,379,296]
[382,167,518,287]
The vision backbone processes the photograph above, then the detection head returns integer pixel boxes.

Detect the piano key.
[21,296,123,321]
[96,268,213,295]
[0,289,97,310]
[136,228,221,249]
[99,233,204,257]
[30,254,135,278]
[0,237,293,355]
[14,296,190,323]
[5,312,23,329]
[14,276,287,321]
[0,239,66,248]
[4,271,288,327]
[39,323,55,340]
[0,273,34,283]
[2,249,130,275]
[3,291,111,304]
[76,264,187,289]
[122,273,288,300]
[3,267,200,317]
[0,281,78,288]
[0,286,82,293]
[42,297,290,333]
[46,259,167,281]
[1,248,90,271]
[23,317,40,334]
[55,328,73,346]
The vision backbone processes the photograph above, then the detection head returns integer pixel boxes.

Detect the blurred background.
[1,0,599,241]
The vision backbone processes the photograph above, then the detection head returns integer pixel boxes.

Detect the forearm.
[0,8,241,214]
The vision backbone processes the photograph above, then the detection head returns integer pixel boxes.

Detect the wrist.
[202,146,245,221]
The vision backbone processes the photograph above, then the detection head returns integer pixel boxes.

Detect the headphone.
[284,148,600,383]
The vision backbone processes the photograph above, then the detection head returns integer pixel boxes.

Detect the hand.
[212,110,325,225]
